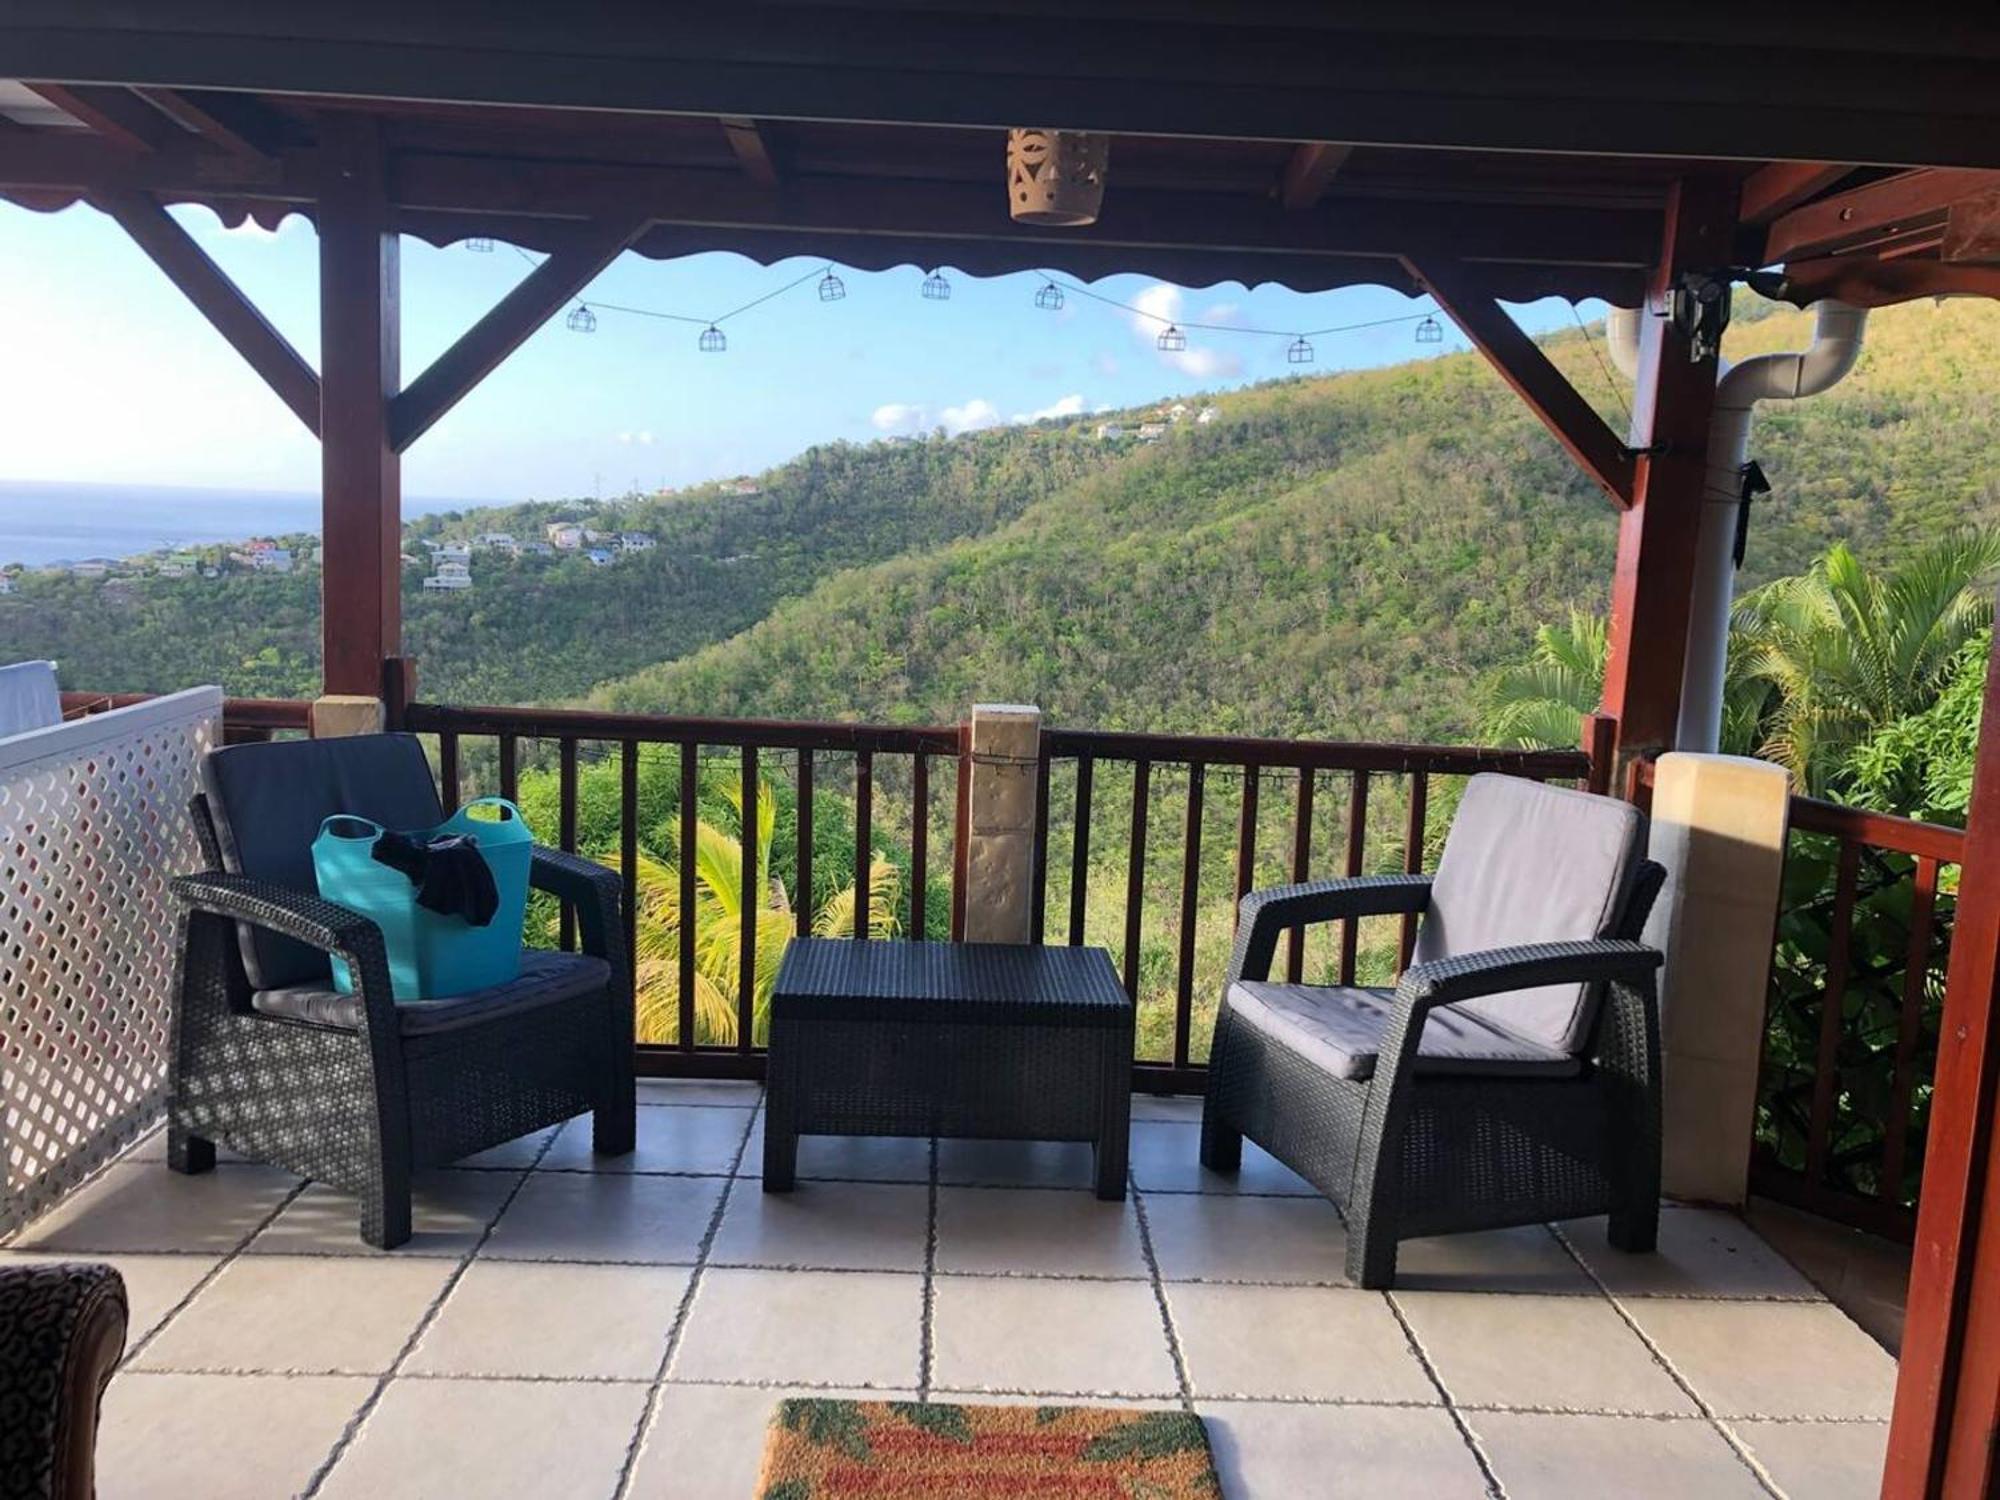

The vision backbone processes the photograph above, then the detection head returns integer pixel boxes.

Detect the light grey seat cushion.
[252,950,609,1036]
[1225,980,1581,1081]
[1413,773,1647,1055]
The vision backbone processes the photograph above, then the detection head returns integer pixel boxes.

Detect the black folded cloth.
[370,830,500,926]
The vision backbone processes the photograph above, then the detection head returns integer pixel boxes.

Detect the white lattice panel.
[0,688,221,1234]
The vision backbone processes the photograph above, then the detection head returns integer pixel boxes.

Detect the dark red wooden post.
[1597,178,1736,779]
[1883,615,2000,1499]
[317,121,402,699]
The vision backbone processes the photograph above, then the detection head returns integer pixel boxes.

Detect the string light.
[1414,315,1444,344]
[1287,336,1314,364]
[464,237,494,253]
[1156,323,1187,352]
[566,305,597,334]
[698,325,727,353]
[818,269,846,302]
[1034,281,1065,311]
[921,268,953,301]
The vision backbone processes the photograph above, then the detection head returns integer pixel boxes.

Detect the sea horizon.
[0,479,502,567]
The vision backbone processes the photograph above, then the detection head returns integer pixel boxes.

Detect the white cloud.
[616,430,655,446]
[1011,393,1087,425]
[939,398,1001,435]
[1129,282,1244,379]
[870,402,928,435]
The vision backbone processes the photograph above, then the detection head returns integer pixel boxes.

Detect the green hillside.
[593,297,2000,742]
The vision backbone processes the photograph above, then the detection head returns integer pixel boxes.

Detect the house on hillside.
[422,559,472,591]
[545,522,585,549]
[69,559,113,579]
[0,575,13,595]
[431,542,471,566]
[1196,405,1219,425]
[728,477,761,495]
[519,539,555,556]
[619,532,655,552]
[476,531,516,550]
[1166,402,1191,422]
[1095,422,1126,441]
[1136,422,1167,442]
[585,548,616,567]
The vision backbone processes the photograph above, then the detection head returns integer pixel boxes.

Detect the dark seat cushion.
[251,950,610,1036]
[201,734,444,989]
[1225,980,1582,1082]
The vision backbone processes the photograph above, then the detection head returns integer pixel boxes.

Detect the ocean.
[0,480,489,567]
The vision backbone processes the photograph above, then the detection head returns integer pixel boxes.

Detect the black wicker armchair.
[166,734,633,1248]
[1200,774,1666,1289]
[0,1262,126,1499]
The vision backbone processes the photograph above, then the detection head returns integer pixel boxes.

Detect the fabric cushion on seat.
[251,950,610,1036]
[201,733,445,990]
[1224,981,1581,1082]
[1412,773,1647,1056]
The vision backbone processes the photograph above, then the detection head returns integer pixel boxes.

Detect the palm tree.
[1482,609,1607,750]
[626,779,899,1045]
[1730,530,2000,793]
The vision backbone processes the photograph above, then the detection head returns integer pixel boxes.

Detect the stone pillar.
[1644,751,1791,1204]
[962,704,1041,944]
[310,694,385,739]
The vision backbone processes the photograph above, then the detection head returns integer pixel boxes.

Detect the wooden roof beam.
[1403,254,1636,508]
[389,214,652,452]
[133,88,284,161]
[1279,142,1350,210]
[98,189,320,435]
[1764,167,2000,263]
[24,83,173,152]
[719,116,780,190]
[1738,161,1854,225]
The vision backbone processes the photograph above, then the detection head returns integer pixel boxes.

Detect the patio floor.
[5,1082,1895,1499]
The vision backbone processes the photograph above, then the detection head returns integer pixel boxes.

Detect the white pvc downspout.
[1604,301,1868,751]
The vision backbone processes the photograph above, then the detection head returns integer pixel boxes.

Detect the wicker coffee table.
[764,939,1134,1200]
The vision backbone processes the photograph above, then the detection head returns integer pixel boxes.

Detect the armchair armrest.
[529,846,629,982]
[0,1263,127,1500]
[1228,874,1432,984]
[1392,938,1663,1011]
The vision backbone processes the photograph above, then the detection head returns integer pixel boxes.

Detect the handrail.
[1044,725,1590,779]
[60,690,311,732]
[405,700,959,755]
[1787,793,1965,865]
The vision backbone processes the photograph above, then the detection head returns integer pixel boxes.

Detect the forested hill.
[590,298,2000,742]
[9,295,1997,737]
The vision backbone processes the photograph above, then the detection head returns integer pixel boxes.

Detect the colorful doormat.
[755,1398,1221,1498]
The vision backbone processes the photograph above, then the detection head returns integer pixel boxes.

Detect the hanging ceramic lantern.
[1035,281,1065,311]
[1007,129,1110,227]
[818,269,847,302]
[1287,336,1314,364]
[1414,315,1444,344]
[566,305,597,333]
[464,236,494,253]
[922,269,952,301]
[1157,324,1187,353]
[699,325,727,352]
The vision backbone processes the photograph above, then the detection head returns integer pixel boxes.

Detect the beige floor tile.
[1732,1419,1889,1500]
[930,1275,1178,1396]
[1128,1120,1316,1195]
[1396,1291,1696,1415]
[454,1125,557,1169]
[540,1104,751,1174]
[132,1253,454,1375]
[1562,1206,1822,1300]
[9,1162,299,1254]
[406,1260,690,1378]
[639,1078,763,1108]
[482,1171,725,1263]
[1396,1225,1595,1295]
[1198,1401,1490,1499]
[317,1376,648,1500]
[1170,1283,1436,1403]
[710,1181,929,1271]
[247,1169,523,1257]
[935,1186,1147,1277]
[0,1250,218,1347]
[740,1116,934,1182]
[1627,1299,1898,1419]
[96,1371,372,1500]
[627,1383,918,1499]
[1142,1191,1348,1283]
[670,1267,922,1388]
[935,1138,1099,1188]
[1470,1411,1768,1498]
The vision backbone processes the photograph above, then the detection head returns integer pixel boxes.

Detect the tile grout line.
[1383,1287,1508,1500]
[1128,1182,1196,1415]
[608,1092,762,1500]
[1546,1220,1789,1499]
[918,1136,939,1400]
[297,1135,559,1500]
[116,1173,315,1367]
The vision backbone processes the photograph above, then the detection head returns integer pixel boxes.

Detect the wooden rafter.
[1764,167,2000,264]
[25,83,172,152]
[133,87,280,161]
[1780,256,2000,307]
[1401,254,1636,508]
[389,214,652,452]
[98,189,321,435]
[1738,160,1852,225]
[1279,143,1350,210]
[719,116,779,190]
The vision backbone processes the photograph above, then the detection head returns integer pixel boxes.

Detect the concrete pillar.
[1643,751,1791,1204]
[961,703,1041,944]
[310,694,385,738]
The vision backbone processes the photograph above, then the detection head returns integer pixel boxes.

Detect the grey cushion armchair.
[1200,774,1666,1288]
[167,733,634,1248]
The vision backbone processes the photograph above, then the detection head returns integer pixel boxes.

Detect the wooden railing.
[60,691,311,742]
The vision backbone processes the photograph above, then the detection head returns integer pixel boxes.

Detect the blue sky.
[0,201,1600,502]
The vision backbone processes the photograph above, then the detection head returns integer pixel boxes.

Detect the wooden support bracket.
[99,189,322,435]
[388,214,651,452]
[1402,254,1636,508]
